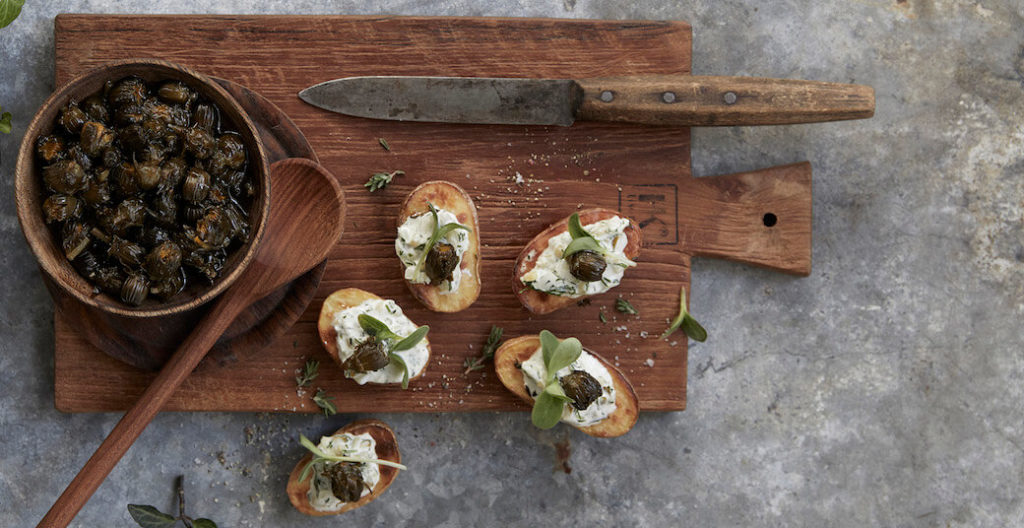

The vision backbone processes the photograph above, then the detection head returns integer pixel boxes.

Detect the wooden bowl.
[15,59,270,319]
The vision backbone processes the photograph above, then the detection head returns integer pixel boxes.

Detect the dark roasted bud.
[182,167,211,203]
[157,81,196,105]
[43,160,89,194]
[169,105,191,127]
[120,273,149,306]
[81,180,112,206]
[224,170,247,197]
[323,462,365,503]
[66,144,93,172]
[119,123,150,154]
[342,336,390,373]
[144,100,176,124]
[58,102,88,134]
[113,162,139,195]
[100,147,122,168]
[149,271,185,301]
[222,204,250,240]
[134,159,163,190]
[568,250,607,282]
[71,250,103,280]
[141,226,172,248]
[148,190,178,228]
[193,207,234,250]
[42,194,82,224]
[140,118,165,144]
[113,106,146,127]
[92,265,125,295]
[108,236,146,268]
[162,131,182,156]
[182,127,216,159]
[79,121,115,157]
[192,103,218,131]
[145,240,183,280]
[183,249,225,282]
[183,203,206,224]
[80,95,109,123]
[102,198,146,237]
[560,370,603,411]
[61,221,91,261]
[217,133,246,169]
[107,77,147,109]
[425,242,459,285]
[159,157,188,190]
[36,135,66,163]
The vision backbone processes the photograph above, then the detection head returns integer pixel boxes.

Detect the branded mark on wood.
[618,184,678,245]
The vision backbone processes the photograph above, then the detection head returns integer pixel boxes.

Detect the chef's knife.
[298,75,874,126]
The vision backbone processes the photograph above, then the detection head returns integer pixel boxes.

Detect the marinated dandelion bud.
[157,81,195,105]
[79,121,115,157]
[194,207,233,250]
[217,133,246,169]
[102,198,146,237]
[183,127,216,159]
[113,106,146,127]
[192,103,218,131]
[107,77,147,109]
[93,265,125,295]
[324,462,365,503]
[560,370,602,411]
[43,194,82,224]
[100,147,121,168]
[80,95,109,123]
[182,167,211,203]
[159,156,188,190]
[222,204,250,239]
[150,271,185,301]
[81,180,112,206]
[145,240,183,280]
[66,144,93,172]
[343,336,390,373]
[568,250,607,282]
[36,135,66,163]
[183,249,225,283]
[108,236,145,268]
[113,162,140,195]
[60,221,91,261]
[149,190,178,228]
[119,123,150,154]
[134,159,162,190]
[425,242,459,285]
[141,226,172,248]
[58,102,88,135]
[120,273,149,306]
[43,160,89,194]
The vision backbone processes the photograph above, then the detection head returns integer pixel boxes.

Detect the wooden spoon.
[37,158,346,528]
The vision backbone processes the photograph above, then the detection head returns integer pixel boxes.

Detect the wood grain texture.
[52,15,810,414]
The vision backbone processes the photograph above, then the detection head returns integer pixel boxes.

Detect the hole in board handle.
[763,213,778,227]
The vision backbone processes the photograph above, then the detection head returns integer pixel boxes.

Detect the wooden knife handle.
[574,75,874,126]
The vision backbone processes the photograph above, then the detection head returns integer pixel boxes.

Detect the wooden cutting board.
[52,15,811,413]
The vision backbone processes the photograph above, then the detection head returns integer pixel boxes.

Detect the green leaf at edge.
[561,235,604,260]
[192,519,218,528]
[357,314,399,341]
[0,0,25,29]
[545,338,582,381]
[531,391,565,429]
[567,213,592,240]
[0,111,11,134]
[681,314,708,342]
[127,504,177,528]
[539,330,559,366]
[392,325,429,352]
[388,352,410,389]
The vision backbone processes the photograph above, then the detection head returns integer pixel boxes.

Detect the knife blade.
[298,75,874,127]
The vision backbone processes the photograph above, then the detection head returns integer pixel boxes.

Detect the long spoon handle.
[36,295,246,528]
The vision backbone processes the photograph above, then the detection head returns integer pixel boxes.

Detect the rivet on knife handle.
[573,75,875,126]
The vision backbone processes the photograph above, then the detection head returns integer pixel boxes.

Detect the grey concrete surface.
[2,1,1023,526]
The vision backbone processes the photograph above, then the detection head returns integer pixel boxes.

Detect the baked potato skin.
[317,288,431,383]
[513,208,642,314]
[286,419,402,516]
[398,181,481,313]
[493,335,640,438]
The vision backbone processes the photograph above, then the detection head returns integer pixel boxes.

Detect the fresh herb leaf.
[392,325,429,352]
[295,359,319,387]
[615,298,639,315]
[357,314,399,341]
[562,235,604,259]
[464,325,504,374]
[0,105,11,134]
[298,434,408,482]
[192,520,218,528]
[364,170,404,192]
[567,213,592,240]
[378,137,390,151]
[0,0,24,29]
[313,389,337,416]
[128,505,177,528]
[528,330,584,430]
[531,390,565,429]
[545,337,582,383]
[388,352,410,389]
[661,286,708,342]
[539,330,559,366]
[599,311,607,323]
[413,202,471,278]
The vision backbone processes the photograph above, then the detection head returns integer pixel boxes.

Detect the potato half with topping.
[318,288,431,385]
[396,181,481,312]
[514,208,642,314]
[287,419,402,516]
[494,335,640,438]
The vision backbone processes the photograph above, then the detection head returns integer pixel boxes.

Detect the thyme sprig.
[661,286,707,342]
[295,359,319,388]
[464,325,504,374]
[615,298,639,315]
[298,434,408,483]
[364,170,404,192]
[357,314,429,389]
[531,330,582,429]
[313,389,336,416]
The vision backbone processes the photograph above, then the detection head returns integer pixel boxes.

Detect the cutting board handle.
[575,76,874,126]
[680,162,812,275]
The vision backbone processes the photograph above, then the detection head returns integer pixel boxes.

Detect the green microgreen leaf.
[567,213,592,240]
[192,520,218,528]
[312,389,337,416]
[0,0,24,29]
[364,170,404,192]
[298,434,408,481]
[295,359,319,387]
[539,329,559,366]
[660,286,708,342]
[388,352,411,389]
[357,314,400,341]
[545,337,582,383]
[127,504,177,528]
[543,381,572,401]
[412,202,471,279]
[615,298,639,315]
[562,235,605,259]
[531,391,566,430]
[464,325,504,374]
[392,325,429,352]
[378,137,390,151]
